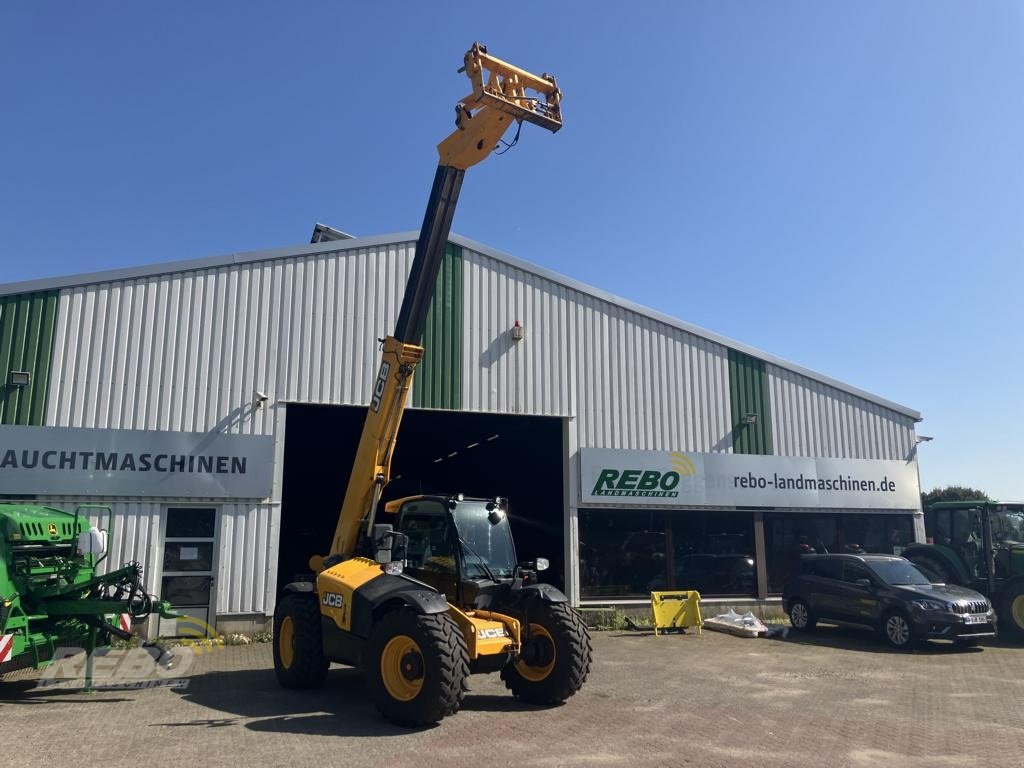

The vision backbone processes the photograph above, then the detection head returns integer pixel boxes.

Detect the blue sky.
[2,2,1022,498]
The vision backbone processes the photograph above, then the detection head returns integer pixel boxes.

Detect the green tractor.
[0,502,176,679]
[903,501,1024,641]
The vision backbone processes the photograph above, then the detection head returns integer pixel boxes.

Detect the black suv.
[783,554,997,649]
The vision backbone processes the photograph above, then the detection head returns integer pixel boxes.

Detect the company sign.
[580,448,920,510]
[0,425,274,499]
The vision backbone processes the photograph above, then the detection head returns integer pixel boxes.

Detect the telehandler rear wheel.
[365,608,469,726]
[273,592,329,689]
[501,602,591,705]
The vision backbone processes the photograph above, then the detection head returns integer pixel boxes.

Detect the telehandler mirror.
[373,524,409,574]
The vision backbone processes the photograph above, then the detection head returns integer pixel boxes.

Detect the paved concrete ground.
[2,626,1024,768]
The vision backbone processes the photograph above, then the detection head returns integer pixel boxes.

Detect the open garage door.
[278,404,566,594]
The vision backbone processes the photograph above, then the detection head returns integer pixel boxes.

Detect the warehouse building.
[0,227,924,634]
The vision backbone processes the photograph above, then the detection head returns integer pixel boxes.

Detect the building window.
[764,512,914,594]
[579,509,756,598]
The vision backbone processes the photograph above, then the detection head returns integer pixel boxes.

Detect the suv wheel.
[788,599,816,632]
[882,610,918,650]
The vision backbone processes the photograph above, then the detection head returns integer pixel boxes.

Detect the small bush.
[584,608,630,631]
[250,631,274,644]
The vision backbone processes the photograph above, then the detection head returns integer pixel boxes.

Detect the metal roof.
[0,230,922,421]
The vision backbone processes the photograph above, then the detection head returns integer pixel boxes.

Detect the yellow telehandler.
[273,43,591,726]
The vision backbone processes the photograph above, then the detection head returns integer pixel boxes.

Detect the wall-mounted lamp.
[742,412,758,426]
[915,435,933,444]
[510,320,525,342]
[253,389,269,409]
[8,370,31,388]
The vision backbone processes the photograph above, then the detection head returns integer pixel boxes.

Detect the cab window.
[397,501,456,577]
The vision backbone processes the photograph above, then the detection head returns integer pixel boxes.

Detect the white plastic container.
[77,526,108,557]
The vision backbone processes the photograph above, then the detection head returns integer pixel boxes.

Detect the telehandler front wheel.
[273,592,329,689]
[501,602,592,705]
[365,608,469,726]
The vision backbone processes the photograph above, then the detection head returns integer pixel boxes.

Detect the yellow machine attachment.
[438,42,562,170]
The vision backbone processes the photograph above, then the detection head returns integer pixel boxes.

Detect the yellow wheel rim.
[516,623,557,682]
[279,616,295,669]
[380,635,424,702]
[1012,595,1024,631]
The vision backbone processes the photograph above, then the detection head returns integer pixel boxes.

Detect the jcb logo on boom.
[370,362,391,413]
[322,592,344,609]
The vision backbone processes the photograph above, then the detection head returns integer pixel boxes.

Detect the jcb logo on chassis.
[322,592,344,609]
[477,627,508,639]
[370,362,391,413]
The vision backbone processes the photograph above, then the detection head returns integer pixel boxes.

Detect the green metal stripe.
[31,292,59,425]
[413,244,463,410]
[728,349,773,455]
[0,290,58,425]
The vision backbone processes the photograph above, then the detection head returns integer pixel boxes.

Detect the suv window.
[812,559,843,580]
[842,561,872,584]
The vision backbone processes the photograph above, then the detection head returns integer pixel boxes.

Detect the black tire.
[788,599,817,632]
[501,602,592,705]
[273,592,329,689]
[998,580,1024,643]
[881,610,919,650]
[908,554,956,585]
[365,608,469,726]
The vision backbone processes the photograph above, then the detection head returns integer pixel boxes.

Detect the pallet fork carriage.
[273,43,590,726]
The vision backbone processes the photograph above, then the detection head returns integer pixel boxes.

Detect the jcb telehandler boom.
[273,43,590,726]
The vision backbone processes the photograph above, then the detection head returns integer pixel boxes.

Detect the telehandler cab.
[273,43,591,726]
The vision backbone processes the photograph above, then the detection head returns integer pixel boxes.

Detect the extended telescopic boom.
[322,43,562,563]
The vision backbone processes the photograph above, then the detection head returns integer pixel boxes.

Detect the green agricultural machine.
[0,501,175,678]
[903,501,1024,642]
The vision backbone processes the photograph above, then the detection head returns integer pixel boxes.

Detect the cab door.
[395,499,460,601]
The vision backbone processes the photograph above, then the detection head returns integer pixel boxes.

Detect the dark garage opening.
[278,404,566,595]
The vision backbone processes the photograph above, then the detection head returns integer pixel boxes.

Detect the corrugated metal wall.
[0,290,58,425]
[766,363,916,460]
[461,246,735,452]
[46,242,421,433]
